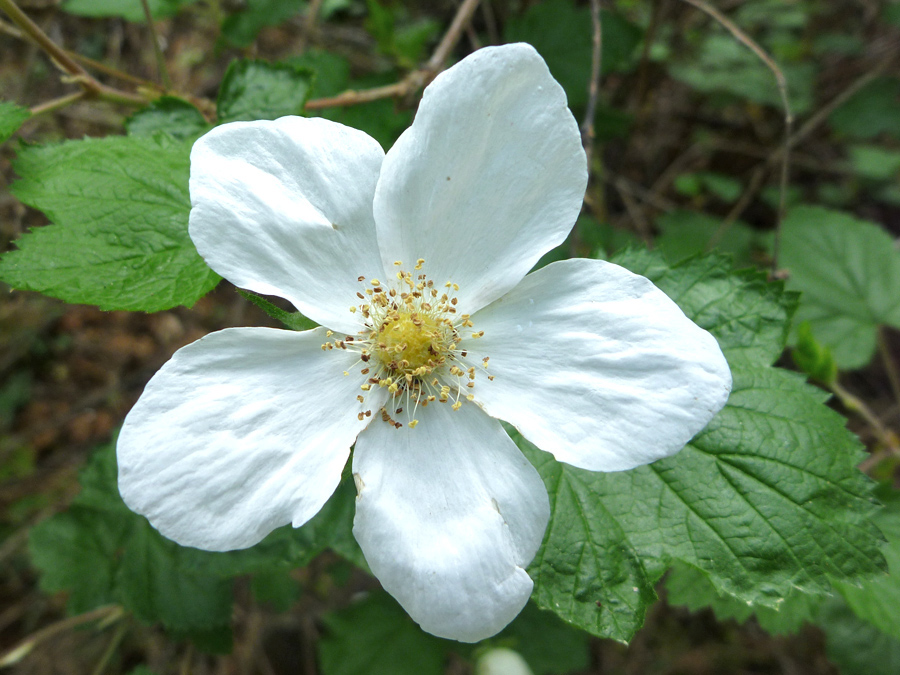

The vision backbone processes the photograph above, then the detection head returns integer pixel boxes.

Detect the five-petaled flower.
[117,43,731,643]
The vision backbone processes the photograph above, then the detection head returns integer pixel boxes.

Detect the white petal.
[467,259,732,472]
[373,43,587,314]
[352,401,549,642]
[117,327,388,551]
[189,117,385,335]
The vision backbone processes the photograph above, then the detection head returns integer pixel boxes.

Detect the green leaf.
[832,491,900,642]
[288,50,351,98]
[221,0,306,47]
[668,34,814,114]
[217,59,313,123]
[792,321,838,385]
[848,144,900,181]
[319,591,452,675]
[115,520,233,632]
[830,78,900,140]
[0,134,219,312]
[0,101,29,144]
[780,205,900,369]
[673,171,743,203]
[503,0,642,109]
[238,289,318,331]
[29,443,363,641]
[666,561,822,635]
[523,437,655,643]
[61,0,199,21]
[126,97,210,140]
[251,568,300,611]
[517,253,883,642]
[29,444,231,634]
[818,597,900,675]
[611,250,796,366]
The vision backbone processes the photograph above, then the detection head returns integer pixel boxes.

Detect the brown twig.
[0,606,125,667]
[140,0,172,90]
[581,0,603,166]
[305,0,482,111]
[678,0,793,270]
[298,0,324,52]
[0,0,149,106]
[29,90,87,116]
[879,328,900,410]
[832,382,897,445]
[426,0,481,72]
[0,17,161,90]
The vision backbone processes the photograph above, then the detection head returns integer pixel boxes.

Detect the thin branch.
[140,0,172,90]
[879,328,900,410]
[831,381,900,473]
[1,16,161,89]
[679,0,793,270]
[0,0,150,106]
[305,81,411,110]
[30,90,87,116]
[426,0,481,72]
[0,0,99,92]
[0,606,125,667]
[305,0,481,111]
[297,0,324,52]
[581,0,603,165]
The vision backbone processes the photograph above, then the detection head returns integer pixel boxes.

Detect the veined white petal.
[352,401,549,642]
[373,43,587,314]
[117,327,388,551]
[468,259,732,472]
[189,117,385,335]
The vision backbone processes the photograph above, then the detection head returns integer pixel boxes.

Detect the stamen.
[339,259,491,430]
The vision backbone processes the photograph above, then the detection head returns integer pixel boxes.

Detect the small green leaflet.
[61,0,199,21]
[217,60,314,124]
[29,443,232,638]
[666,561,822,635]
[0,134,219,312]
[238,289,318,331]
[29,443,363,643]
[126,97,210,140]
[520,251,884,643]
[832,490,900,642]
[818,597,900,675]
[222,0,305,48]
[780,205,900,369]
[0,101,29,144]
[829,77,900,140]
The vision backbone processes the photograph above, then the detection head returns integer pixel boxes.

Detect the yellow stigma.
[328,260,492,430]
[374,311,448,375]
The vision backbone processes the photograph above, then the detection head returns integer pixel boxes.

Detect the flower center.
[374,310,448,375]
[322,259,492,429]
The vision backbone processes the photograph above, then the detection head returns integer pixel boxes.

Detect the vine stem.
[140,0,173,90]
[0,0,149,106]
[0,606,125,667]
[30,90,87,116]
[580,0,602,167]
[879,328,900,410]
[679,0,793,270]
[305,0,481,111]
[831,381,900,473]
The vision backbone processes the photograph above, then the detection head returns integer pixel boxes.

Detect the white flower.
[116,43,731,643]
